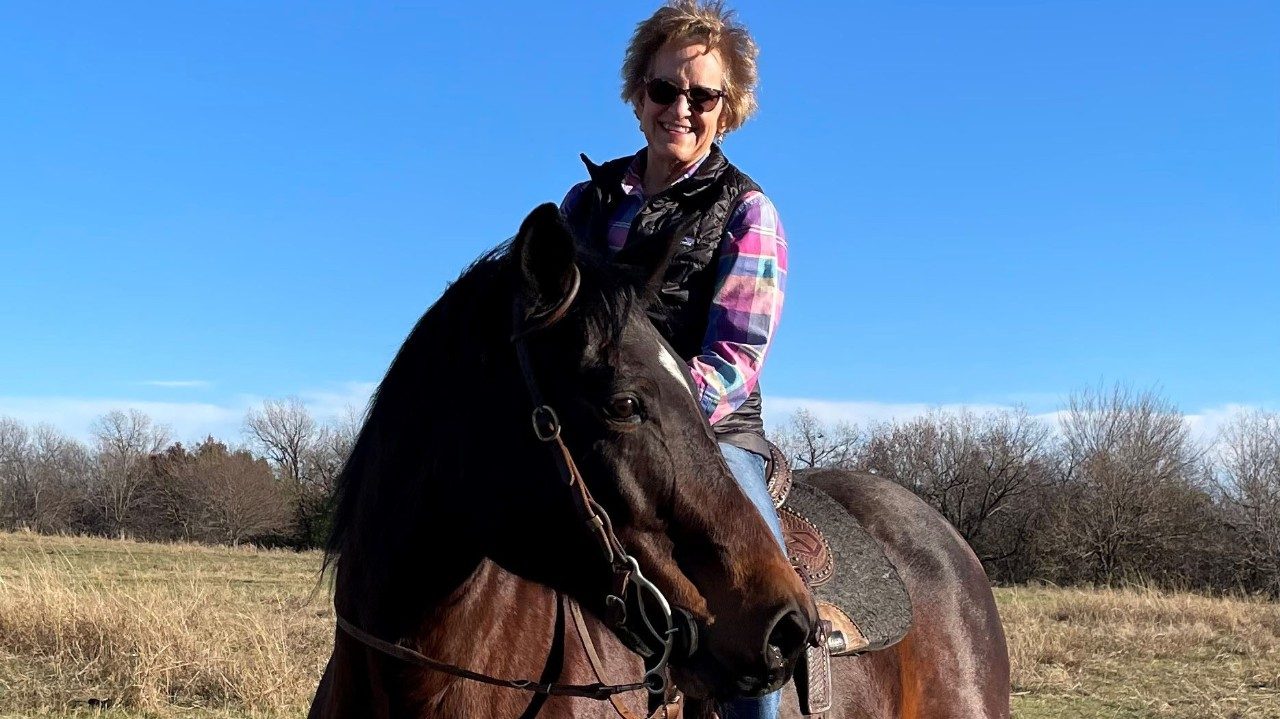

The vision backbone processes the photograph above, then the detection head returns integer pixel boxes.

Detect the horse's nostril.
[764,607,810,665]
[763,643,784,672]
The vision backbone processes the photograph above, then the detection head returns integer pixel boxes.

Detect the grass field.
[1,531,1277,718]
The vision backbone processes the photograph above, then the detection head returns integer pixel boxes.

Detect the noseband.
[335,262,685,707]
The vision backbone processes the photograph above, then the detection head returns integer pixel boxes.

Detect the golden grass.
[0,531,330,718]
[998,584,1280,718]
[1,531,1278,717]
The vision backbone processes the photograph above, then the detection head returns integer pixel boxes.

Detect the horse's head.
[488,204,815,699]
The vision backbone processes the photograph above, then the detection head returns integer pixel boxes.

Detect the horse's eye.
[606,395,643,423]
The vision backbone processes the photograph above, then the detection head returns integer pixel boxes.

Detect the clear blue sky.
[2,1,1277,441]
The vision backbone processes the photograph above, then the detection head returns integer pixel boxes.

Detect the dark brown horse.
[309,204,815,719]
[307,204,1010,718]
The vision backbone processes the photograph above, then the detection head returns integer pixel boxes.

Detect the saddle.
[765,444,913,716]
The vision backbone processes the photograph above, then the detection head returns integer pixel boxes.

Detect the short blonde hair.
[621,0,760,136]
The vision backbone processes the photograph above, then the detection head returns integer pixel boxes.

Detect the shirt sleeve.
[688,191,789,425]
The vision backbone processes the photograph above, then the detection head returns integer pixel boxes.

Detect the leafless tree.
[243,398,355,546]
[306,405,361,497]
[1047,385,1211,583]
[858,408,1054,565]
[89,409,171,535]
[1215,409,1280,595]
[0,418,32,530]
[0,419,93,532]
[25,424,91,532]
[189,439,290,545]
[244,398,319,486]
[769,408,863,469]
[199,442,288,545]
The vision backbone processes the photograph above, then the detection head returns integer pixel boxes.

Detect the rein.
[334,263,681,709]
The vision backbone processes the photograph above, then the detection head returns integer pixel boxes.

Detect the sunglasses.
[644,77,726,113]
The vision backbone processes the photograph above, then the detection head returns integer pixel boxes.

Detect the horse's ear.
[512,203,578,317]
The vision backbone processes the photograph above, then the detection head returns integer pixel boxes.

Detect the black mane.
[322,240,636,574]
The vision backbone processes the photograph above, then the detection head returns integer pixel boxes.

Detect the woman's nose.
[669,93,693,117]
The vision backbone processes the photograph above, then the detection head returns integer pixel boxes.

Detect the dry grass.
[1,531,1278,717]
[0,531,331,718]
[999,584,1280,718]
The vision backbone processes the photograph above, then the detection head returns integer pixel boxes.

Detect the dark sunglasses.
[644,77,726,113]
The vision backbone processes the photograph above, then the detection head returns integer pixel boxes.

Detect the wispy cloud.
[765,395,1275,446]
[297,381,377,420]
[0,381,376,444]
[0,387,1270,449]
[137,380,212,389]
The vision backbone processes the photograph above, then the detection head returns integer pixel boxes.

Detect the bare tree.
[26,424,91,532]
[243,398,345,547]
[0,418,32,530]
[89,409,171,535]
[244,398,318,486]
[1047,386,1211,583]
[0,419,93,532]
[858,408,1053,565]
[306,405,361,497]
[183,439,290,545]
[769,408,863,469]
[1215,409,1280,595]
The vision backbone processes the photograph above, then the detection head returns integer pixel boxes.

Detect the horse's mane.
[323,241,637,576]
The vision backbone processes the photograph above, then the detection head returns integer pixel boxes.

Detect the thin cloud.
[138,380,212,389]
[0,396,241,444]
[765,395,1275,447]
[1,388,1270,449]
[298,381,377,420]
[0,381,377,444]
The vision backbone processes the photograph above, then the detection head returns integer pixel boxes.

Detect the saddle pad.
[780,481,912,654]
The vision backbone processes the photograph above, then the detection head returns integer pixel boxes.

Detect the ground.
[1,531,1277,718]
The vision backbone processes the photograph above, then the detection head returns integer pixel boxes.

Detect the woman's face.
[639,41,727,173]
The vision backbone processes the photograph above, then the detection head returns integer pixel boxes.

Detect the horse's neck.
[410,560,649,719]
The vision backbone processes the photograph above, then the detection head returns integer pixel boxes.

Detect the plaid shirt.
[561,151,788,425]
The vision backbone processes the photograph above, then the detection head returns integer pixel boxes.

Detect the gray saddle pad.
[780,481,912,653]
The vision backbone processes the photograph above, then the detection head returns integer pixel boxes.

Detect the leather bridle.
[335,263,686,709]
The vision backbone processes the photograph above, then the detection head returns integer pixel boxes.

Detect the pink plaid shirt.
[561,151,788,424]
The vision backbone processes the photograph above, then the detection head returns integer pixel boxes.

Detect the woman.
[560,2,789,717]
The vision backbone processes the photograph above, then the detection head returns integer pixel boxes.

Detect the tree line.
[2,386,1277,596]
[771,386,1280,596]
[0,399,355,548]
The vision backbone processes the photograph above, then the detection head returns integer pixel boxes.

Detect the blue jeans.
[718,442,783,719]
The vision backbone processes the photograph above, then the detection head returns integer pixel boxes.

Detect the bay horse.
[307,204,1011,718]
[309,203,816,719]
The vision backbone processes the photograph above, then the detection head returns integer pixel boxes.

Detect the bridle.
[334,263,687,711]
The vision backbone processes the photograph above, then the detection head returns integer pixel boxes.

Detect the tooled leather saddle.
[765,444,913,717]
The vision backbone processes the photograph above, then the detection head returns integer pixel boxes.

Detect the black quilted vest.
[565,145,770,457]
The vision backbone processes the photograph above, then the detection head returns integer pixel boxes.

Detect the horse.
[308,203,817,719]
[307,203,1011,718]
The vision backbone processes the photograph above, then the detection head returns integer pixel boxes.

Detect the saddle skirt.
[767,444,912,655]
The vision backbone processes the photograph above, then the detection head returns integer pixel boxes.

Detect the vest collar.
[580,144,730,201]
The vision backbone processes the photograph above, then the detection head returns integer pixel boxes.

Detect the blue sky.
[2,1,1277,441]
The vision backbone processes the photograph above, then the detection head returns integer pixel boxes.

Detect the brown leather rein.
[334,264,679,705]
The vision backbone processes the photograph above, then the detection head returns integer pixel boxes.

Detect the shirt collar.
[620,149,712,198]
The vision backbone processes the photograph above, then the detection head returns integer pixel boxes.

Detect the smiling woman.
[559,5,788,714]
